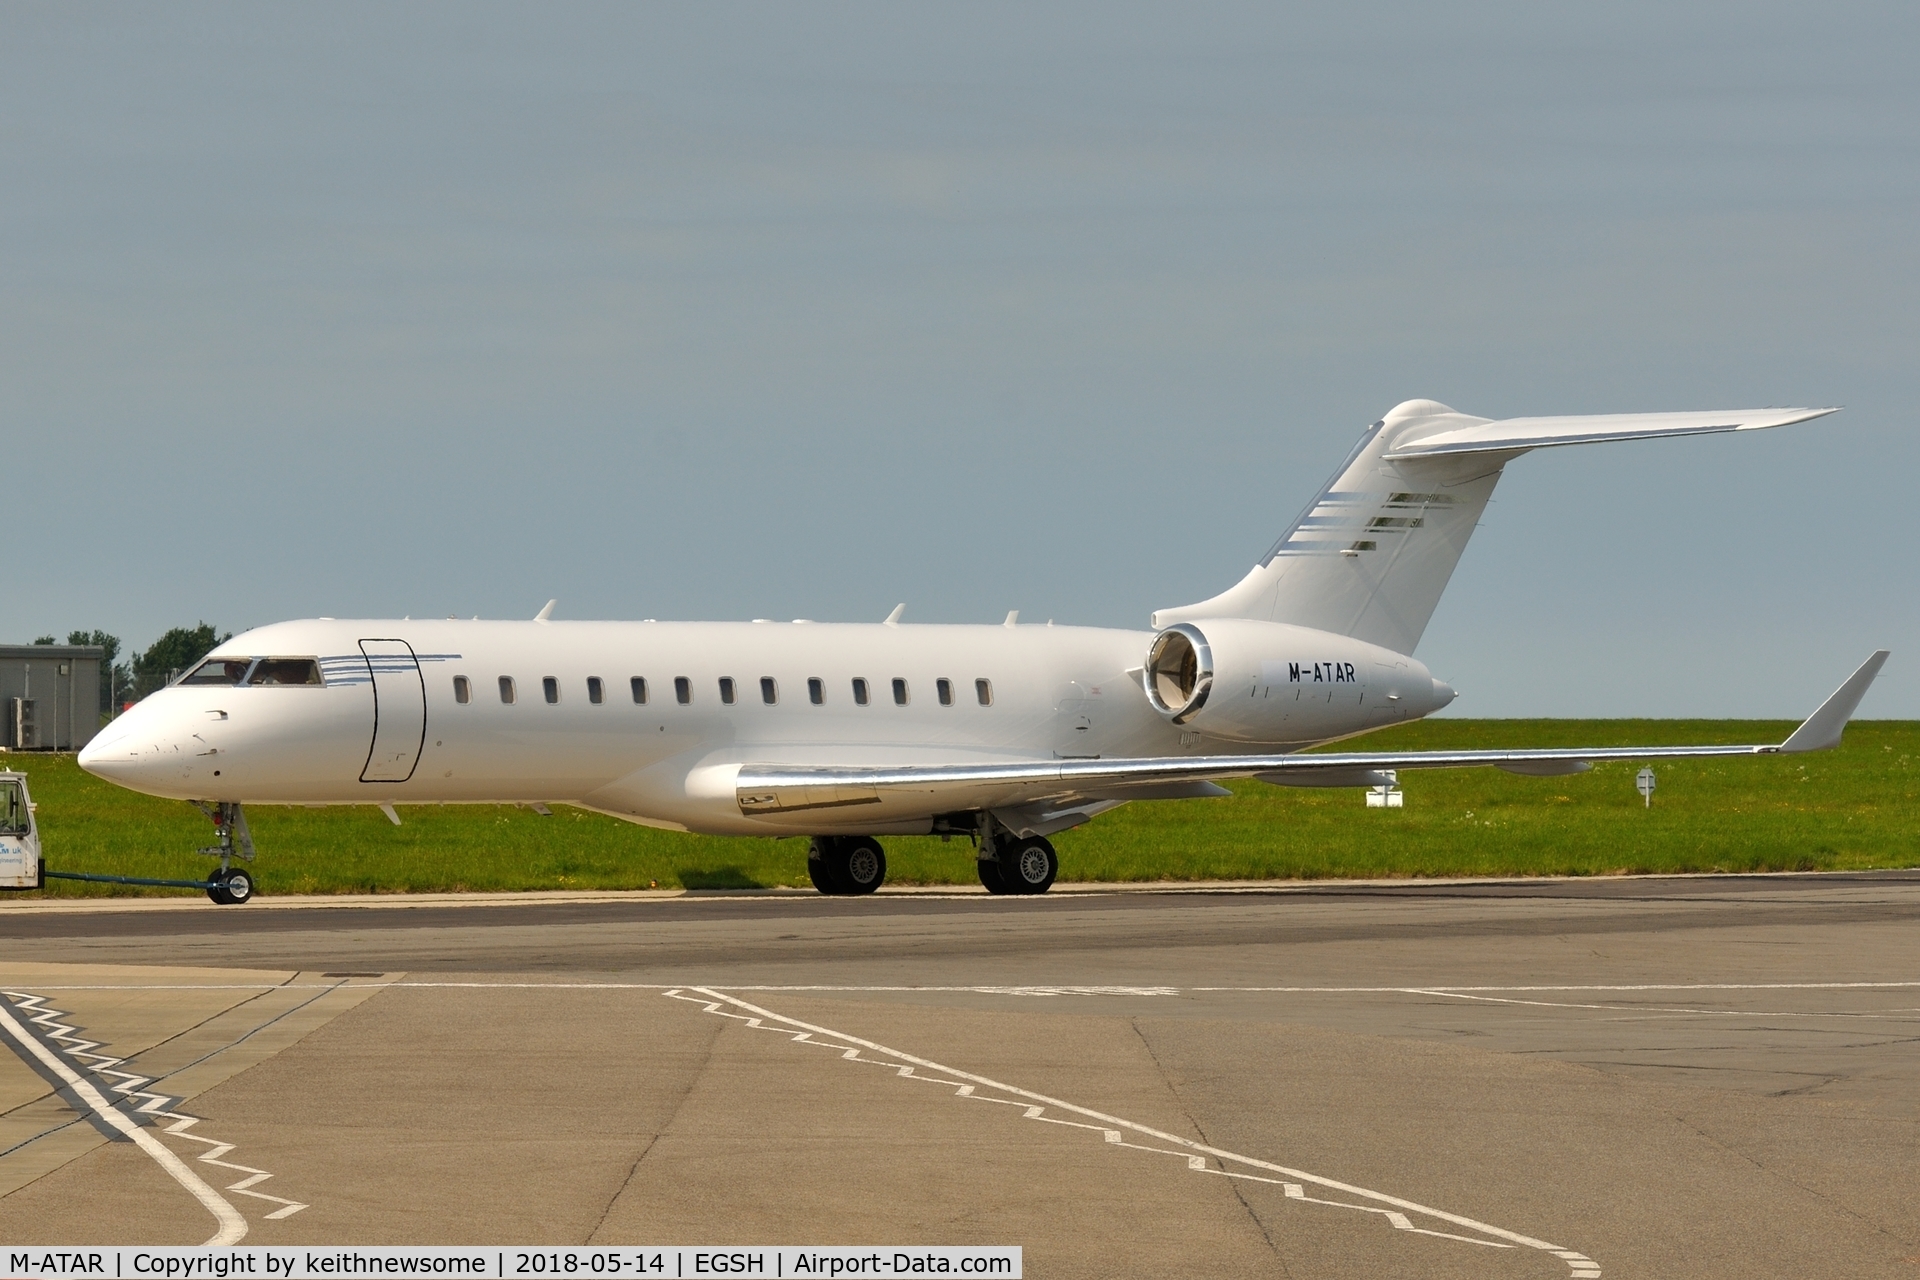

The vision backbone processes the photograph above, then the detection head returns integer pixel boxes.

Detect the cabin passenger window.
[852,678,870,706]
[808,677,824,705]
[936,678,953,706]
[499,677,516,705]
[674,677,691,705]
[892,678,909,706]
[719,677,737,705]
[760,677,777,705]
[976,678,993,706]
[249,658,322,686]
[587,677,604,705]
[453,676,471,704]
[543,677,560,704]
[631,677,649,705]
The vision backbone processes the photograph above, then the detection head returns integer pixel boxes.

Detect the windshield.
[180,657,253,686]
[248,658,322,686]
[0,781,28,836]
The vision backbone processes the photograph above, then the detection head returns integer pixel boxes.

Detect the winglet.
[1779,651,1890,753]
[534,600,556,622]
[883,603,905,627]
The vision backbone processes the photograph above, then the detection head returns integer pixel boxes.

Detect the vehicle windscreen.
[180,657,254,686]
[248,658,323,686]
[0,781,29,836]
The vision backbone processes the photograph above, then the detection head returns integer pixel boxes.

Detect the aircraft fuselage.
[79,616,1447,836]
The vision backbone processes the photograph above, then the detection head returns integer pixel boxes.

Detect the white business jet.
[78,400,1887,904]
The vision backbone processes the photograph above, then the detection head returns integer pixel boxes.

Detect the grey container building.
[0,646,103,751]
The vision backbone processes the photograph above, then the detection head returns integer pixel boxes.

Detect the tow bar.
[3,777,257,905]
[46,802,257,905]
[45,868,233,893]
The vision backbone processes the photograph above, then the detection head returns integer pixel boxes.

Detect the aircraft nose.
[77,703,201,796]
[77,726,148,785]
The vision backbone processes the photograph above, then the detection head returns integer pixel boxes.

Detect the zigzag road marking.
[0,996,245,1245]
[2,991,307,1226]
[666,987,1604,1279]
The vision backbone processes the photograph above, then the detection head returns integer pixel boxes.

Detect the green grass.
[5,719,1917,898]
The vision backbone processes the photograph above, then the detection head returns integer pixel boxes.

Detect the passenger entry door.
[359,639,426,783]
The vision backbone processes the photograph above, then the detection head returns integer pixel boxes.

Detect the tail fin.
[1152,399,1835,654]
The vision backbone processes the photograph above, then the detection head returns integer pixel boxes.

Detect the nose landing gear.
[194,802,257,906]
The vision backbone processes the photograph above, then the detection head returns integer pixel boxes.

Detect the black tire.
[807,839,840,894]
[977,857,1011,894]
[206,878,233,905]
[221,869,254,905]
[997,836,1057,894]
[837,837,886,895]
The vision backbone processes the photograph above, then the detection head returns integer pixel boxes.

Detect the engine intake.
[1138,618,1451,744]
[1144,624,1213,723]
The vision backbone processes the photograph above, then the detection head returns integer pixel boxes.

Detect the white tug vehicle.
[0,773,39,892]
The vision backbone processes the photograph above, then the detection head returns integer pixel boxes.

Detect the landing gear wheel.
[997,836,1057,894]
[806,843,838,894]
[836,837,886,894]
[977,857,1011,894]
[809,837,887,895]
[206,869,253,905]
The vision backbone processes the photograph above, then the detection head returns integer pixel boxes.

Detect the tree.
[67,630,130,715]
[132,624,231,698]
[32,636,54,645]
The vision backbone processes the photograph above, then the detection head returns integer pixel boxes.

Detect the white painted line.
[0,996,248,1245]
[10,980,1919,993]
[1402,989,1920,1020]
[4,992,308,1222]
[1186,982,1920,993]
[672,987,1600,1277]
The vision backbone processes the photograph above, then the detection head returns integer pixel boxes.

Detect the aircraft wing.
[735,651,1888,817]
[1381,406,1837,460]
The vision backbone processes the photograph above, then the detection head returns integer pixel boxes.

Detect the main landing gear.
[978,833,1057,896]
[194,801,257,905]
[809,835,887,895]
[802,825,1058,897]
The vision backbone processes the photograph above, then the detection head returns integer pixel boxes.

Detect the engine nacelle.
[1142,618,1454,744]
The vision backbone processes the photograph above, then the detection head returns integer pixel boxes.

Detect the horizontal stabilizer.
[1383,407,1836,460]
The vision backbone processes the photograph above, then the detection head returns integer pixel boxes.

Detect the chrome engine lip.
[1143,623,1214,724]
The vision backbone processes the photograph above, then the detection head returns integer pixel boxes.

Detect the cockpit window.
[248,658,323,686]
[0,780,28,836]
[180,657,253,686]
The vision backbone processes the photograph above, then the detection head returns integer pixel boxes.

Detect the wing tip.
[1779,649,1890,753]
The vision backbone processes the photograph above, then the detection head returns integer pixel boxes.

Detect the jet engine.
[1141,618,1454,744]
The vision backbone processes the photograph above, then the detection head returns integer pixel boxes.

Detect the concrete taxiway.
[1,873,1917,1278]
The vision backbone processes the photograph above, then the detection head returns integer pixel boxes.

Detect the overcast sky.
[4,2,1915,716]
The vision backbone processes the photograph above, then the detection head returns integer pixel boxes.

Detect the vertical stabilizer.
[1152,400,1513,654]
[1154,399,1836,654]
